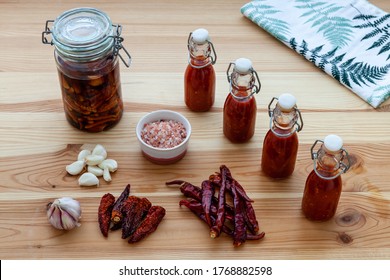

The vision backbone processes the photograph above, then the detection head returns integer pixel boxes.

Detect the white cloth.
[241,0,390,108]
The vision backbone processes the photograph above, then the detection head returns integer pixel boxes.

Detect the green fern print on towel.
[242,0,290,42]
[289,38,390,88]
[370,85,390,105]
[354,13,390,60]
[241,0,390,108]
[295,0,354,48]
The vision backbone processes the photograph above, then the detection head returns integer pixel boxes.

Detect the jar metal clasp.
[42,20,54,45]
[41,20,132,68]
[111,24,132,68]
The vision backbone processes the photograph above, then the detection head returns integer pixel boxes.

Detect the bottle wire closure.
[187,32,217,69]
[310,140,351,180]
[267,97,303,137]
[226,62,261,100]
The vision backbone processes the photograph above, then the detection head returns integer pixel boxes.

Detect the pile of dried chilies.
[166,165,265,247]
[98,184,166,243]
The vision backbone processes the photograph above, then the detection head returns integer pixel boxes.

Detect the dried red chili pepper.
[166,180,203,201]
[165,179,186,186]
[167,180,235,215]
[210,172,253,202]
[120,196,140,238]
[111,184,131,226]
[174,165,265,246]
[231,185,247,247]
[170,178,236,220]
[122,196,152,239]
[230,177,254,202]
[210,171,259,234]
[179,199,204,217]
[201,180,214,227]
[247,231,265,240]
[180,199,212,228]
[243,200,259,234]
[98,193,115,237]
[210,165,228,238]
[180,197,265,246]
[128,205,166,244]
[181,199,235,221]
[221,224,264,241]
[133,197,152,228]
[179,199,235,237]
[216,218,264,242]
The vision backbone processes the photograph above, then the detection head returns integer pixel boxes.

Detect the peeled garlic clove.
[103,167,112,182]
[47,197,81,230]
[87,165,104,177]
[85,154,105,166]
[98,159,118,172]
[78,172,99,187]
[66,160,86,175]
[77,149,91,161]
[92,144,107,160]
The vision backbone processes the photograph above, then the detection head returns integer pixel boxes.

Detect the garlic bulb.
[47,197,82,230]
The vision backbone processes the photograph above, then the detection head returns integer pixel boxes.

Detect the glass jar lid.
[51,7,114,61]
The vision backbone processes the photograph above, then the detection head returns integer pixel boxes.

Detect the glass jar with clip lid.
[42,7,132,132]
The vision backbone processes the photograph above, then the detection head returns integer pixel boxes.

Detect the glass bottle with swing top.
[223,58,261,143]
[301,134,351,221]
[261,93,303,178]
[184,28,217,112]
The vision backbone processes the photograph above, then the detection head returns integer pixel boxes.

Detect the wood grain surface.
[0,0,390,260]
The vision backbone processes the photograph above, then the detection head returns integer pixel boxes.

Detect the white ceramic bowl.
[136,110,192,164]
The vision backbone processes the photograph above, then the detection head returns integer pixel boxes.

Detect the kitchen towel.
[241,0,390,108]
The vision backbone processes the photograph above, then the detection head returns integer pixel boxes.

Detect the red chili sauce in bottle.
[261,93,303,178]
[223,58,261,143]
[184,28,216,112]
[301,135,351,221]
[262,129,298,178]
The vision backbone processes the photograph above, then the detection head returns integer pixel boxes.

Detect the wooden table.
[1,0,389,260]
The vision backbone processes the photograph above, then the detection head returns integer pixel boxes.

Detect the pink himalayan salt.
[141,120,187,148]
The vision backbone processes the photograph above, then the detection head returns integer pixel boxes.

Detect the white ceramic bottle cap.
[278,93,296,110]
[324,134,343,152]
[191,28,210,44]
[234,58,252,74]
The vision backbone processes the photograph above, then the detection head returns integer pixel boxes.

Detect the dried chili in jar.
[42,7,131,132]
